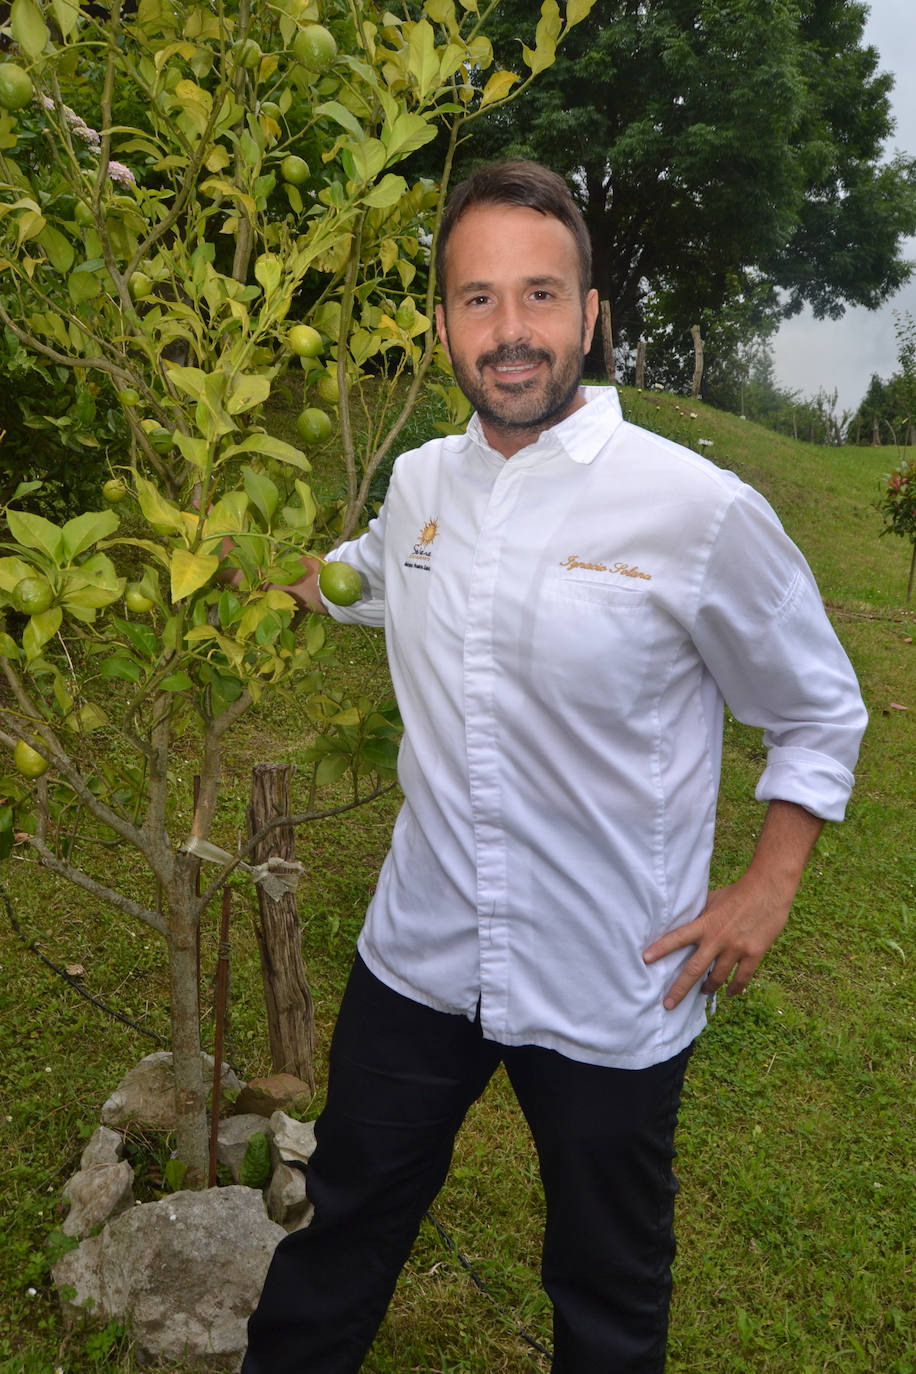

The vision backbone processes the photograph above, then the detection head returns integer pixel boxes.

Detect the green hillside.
[1,397,913,1373]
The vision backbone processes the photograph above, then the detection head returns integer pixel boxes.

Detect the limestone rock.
[53,1186,284,1369]
[217,1115,275,1184]
[268,1110,316,1168]
[266,1162,313,1232]
[234,1073,311,1119]
[62,1161,135,1239]
[80,1126,125,1170]
[100,1052,242,1131]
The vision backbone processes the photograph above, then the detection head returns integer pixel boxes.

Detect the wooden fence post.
[635,339,646,390]
[599,299,616,384]
[690,324,704,399]
[247,763,315,1092]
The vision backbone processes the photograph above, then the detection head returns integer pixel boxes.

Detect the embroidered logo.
[560,554,652,582]
[405,517,440,571]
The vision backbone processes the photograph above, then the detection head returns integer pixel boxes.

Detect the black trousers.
[243,955,692,1373]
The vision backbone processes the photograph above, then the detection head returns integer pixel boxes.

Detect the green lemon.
[296,406,333,445]
[233,38,262,69]
[125,583,154,613]
[13,739,48,779]
[128,271,153,301]
[314,371,340,405]
[117,387,140,407]
[280,154,310,186]
[287,323,323,357]
[11,576,54,616]
[0,64,33,112]
[102,477,129,504]
[292,24,337,72]
[319,560,362,607]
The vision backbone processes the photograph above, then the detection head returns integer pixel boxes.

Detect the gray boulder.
[53,1186,284,1369]
[101,1052,242,1131]
[80,1126,125,1169]
[62,1160,134,1239]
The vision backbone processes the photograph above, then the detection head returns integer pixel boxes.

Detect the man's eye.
[531,290,553,301]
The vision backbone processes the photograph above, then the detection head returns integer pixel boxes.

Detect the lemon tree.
[0,0,595,1183]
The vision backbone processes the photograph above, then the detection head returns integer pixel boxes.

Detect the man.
[242,161,867,1372]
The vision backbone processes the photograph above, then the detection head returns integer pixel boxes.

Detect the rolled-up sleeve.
[691,485,868,821]
[320,501,389,627]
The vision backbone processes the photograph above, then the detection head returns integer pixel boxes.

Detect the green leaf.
[10,0,50,58]
[227,373,271,415]
[221,432,311,471]
[254,253,282,297]
[37,224,75,274]
[134,476,184,534]
[565,0,596,25]
[243,468,279,523]
[51,0,80,39]
[362,174,408,209]
[23,607,62,660]
[315,100,365,141]
[383,112,437,162]
[6,510,63,561]
[407,19,439,102]
[0,805,14,863]
[315,752,350,786]
[100,654,142,683]
[61,510,120,561]
[160,671,194,692]
[240,1132,271,1189]
[478,69,520,109]
[172,433,210,471]
[169,548,220,603]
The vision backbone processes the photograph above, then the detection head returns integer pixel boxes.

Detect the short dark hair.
[435,160,593,301]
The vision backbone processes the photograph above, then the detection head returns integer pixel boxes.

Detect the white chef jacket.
[323,386,867,1069]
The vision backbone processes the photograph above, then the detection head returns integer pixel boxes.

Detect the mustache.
[477,345,553,369]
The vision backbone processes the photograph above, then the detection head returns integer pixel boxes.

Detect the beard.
[449,340,586,437]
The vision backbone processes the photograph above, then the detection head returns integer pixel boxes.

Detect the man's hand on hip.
[642,800,824,1010]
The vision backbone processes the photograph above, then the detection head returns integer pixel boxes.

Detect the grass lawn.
[1,389,913,1373]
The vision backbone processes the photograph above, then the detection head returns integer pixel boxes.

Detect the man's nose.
[492,298,530,343]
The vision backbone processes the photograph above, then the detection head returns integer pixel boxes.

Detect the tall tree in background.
[456,0,916,387]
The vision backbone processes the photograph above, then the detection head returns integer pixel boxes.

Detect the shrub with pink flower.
[876,455,916,599]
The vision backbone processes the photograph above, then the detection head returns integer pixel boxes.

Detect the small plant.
[875,454,916,601]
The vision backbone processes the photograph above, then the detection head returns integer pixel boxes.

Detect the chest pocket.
[527,572,655,719]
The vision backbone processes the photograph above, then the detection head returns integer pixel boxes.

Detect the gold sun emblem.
[418,518,440,547]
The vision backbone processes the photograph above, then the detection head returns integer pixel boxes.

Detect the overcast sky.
[769,0,916,416]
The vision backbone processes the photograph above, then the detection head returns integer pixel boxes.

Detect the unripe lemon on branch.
[0,64,33,111]
[14,739,48,779]
[288,324,323,358]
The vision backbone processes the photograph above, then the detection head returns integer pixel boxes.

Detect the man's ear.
[435,303,451,362]
[582,288,599,353]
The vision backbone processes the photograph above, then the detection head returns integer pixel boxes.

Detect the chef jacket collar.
[465,385,623,466]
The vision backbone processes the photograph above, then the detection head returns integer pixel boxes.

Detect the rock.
[101,1052,242,1131]
[266,1162,313,1232]
[80,1126,125,1170]
[62,1161,134,1239]
[217,1115,275,1184]
[234,1073,311,1119]
[268,1110,316,1168]
[53,1186,284,1369]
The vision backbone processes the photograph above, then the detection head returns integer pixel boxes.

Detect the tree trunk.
[247,764,315,1092]
[690,324,704,399]
[599,299,615,384]
[166,865,209,1186]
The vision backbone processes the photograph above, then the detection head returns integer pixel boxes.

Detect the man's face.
[435,204,599,457]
